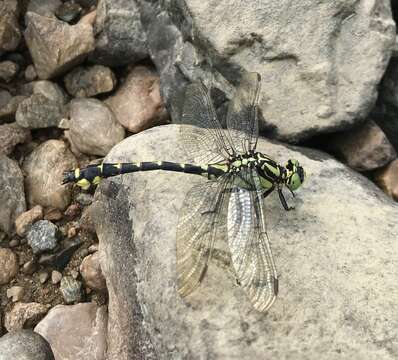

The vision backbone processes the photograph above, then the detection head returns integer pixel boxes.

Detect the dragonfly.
[63,73,306,312]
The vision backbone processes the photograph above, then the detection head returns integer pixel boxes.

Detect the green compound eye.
[287,172,302,191]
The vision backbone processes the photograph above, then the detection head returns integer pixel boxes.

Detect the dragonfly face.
[284,159,306,191]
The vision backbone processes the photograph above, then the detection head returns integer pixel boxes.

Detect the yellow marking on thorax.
[157,161,163,166]
[74,168,80,179]
[201,164,209,171]
[98,163,103,172]
[114,163,121,169]
[135,162,141,168]
[92,176,102,185]
[77,178,90,190]
[180,163,186,169]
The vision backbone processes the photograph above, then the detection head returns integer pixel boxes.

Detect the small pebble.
[60,276,82,304]
[44,207,63,221]
[76,192,93,206]
[0,248,19,285]
[22,259,37,275]
[80,252,106,291]
[15,205,44,237]
[88,244,98,253]
[51,270,62,284]
[7,286,24,302]
[67,227,77,238]
[9,238,20,248]
[64,204,81,218]
[24,65,37,81]
[39,271,49,284]
[27,220,59,255]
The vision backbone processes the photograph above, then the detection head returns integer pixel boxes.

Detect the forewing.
[226,72,261,154]
[177,174,232,297]
[177,82,235,164]
[227,169,278,312]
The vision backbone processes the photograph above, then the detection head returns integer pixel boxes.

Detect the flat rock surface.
[91,124,398,359]
[139,0,395,142]
[35,303,107,360]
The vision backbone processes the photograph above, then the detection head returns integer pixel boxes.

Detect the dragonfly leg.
[278,188,295,211]
[263,186,275,199]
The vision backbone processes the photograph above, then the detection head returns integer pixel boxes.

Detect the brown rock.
[5,302,50,332]
[15,205,44,237]
[23,140,77,211]
[22,259,38,275]
[327,120,397,171]
[6,286,24,302]
[0,95,28,123]
[35,303,107,360]
[375,159,398,201]
[105,66,168,133]
[0,122,31,155]
[0,0,21,53]
[66,98,125,156]
[24,12,95,80]
[44,207,63,221]
[0,60,18,82]
[51,270,62,284]
[0,248,18,285]
[80,252,106,291]
[64,65,116,97]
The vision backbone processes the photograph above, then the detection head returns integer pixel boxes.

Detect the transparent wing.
[176,82,235,164]
[177,174,232,297]
[226,72,261,154]
[227,168,278,312]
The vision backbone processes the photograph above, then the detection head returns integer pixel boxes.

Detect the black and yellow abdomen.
[63,161,228,190]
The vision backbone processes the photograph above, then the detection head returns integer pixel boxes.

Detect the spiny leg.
[278,188,294,211]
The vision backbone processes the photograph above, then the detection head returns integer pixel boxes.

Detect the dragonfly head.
[284,159,306,191]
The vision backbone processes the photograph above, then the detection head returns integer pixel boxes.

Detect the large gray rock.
[90,0,148,66]
[35,303,107,360]
[138,0,395,142]
[0,330,55,360]
[0,155,26,235]
[91,124,398,359]
[24,12,95,79]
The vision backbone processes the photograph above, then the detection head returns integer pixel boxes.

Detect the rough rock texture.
[27,220,59,255]
[80,252,106,291]
[0,330,55,360]
[325,120,397,171]
[59,276,82,304]
[90,0,147,66]
[15,205,44,237]
[35,303,107,360]
[375,159,398,201]
[16,81,68,129]
[91,124,398,359]
[0,60,19,82]
[64,65,116,97]
[7,285,24,302]
[24,12,95,79]
[0,95,27,123]
[5,302,50,332]
[0,155,26,234]
[379,58,398,151]
[0,248,18,285]
[26,0,62,19]
[138,0,395,142]
[0,0,21,53]
[105,66,168,133]
[23,140,77,211]
[0,122,31,155]
[66,98,125,156]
